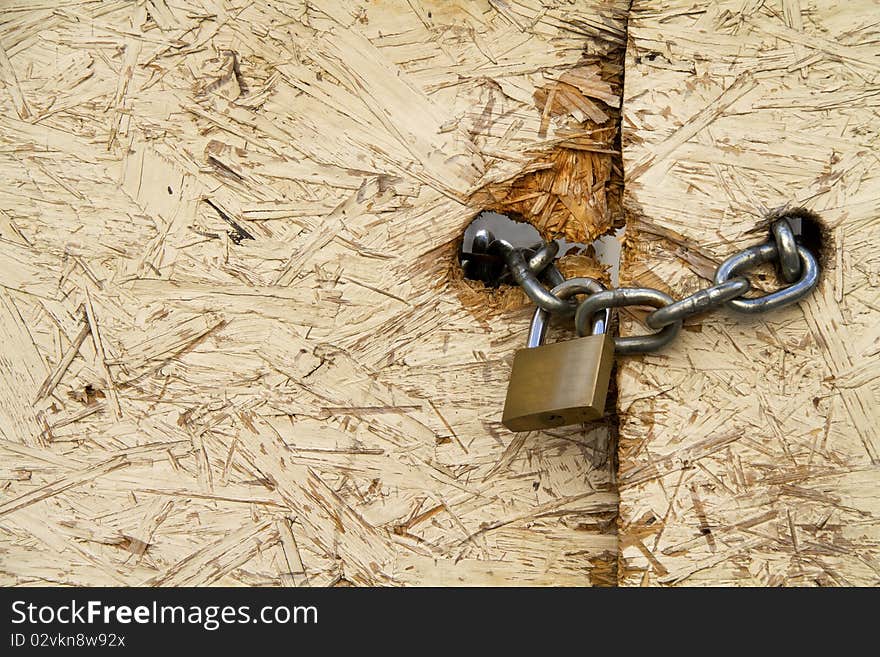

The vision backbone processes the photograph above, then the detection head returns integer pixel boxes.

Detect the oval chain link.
[528,278,610,348]
[574,288,682,354]
[714,242,819,313]
[645,277,750,329]
[771,217,802,283]
[491,238,578,315]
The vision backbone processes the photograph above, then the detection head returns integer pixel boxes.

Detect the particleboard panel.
[617,0,880,586]
[0,0,627,586]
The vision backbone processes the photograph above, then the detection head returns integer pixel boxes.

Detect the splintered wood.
[618,1,880,585]
[0,1,627,586]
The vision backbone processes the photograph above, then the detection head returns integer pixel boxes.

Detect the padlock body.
[502,333,614,432]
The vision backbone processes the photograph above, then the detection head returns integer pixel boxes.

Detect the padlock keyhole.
[459,211,585,287]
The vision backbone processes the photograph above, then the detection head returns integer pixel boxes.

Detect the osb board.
[0,1,627,586]
[618,0,880,585]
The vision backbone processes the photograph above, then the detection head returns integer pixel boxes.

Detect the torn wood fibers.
[0,0,875,587]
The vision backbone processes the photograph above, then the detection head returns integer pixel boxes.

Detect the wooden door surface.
[0,0,876,587]
[0,0,626,586]
[618,0,880,586]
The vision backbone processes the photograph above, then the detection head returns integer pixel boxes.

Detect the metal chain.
[574,287,681,354]
[490,238,576,315]
[528,278,610,348]
[488,212,820,354]
[462,229,572,312]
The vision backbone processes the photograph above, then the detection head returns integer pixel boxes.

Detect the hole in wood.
[458,211,588,287]
[773,207,825,266]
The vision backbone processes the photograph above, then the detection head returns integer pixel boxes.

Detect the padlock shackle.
[527,278,610,348]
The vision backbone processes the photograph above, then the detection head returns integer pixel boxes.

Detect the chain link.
[714,241,819,314]
[529,278,610,348]
[645,277,749,329]
[486,211,821,354]
[574,287,682,354]
[771,217,802,283]
[490,238,577,315]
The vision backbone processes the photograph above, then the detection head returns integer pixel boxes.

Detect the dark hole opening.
[770,207,826,268]
[459,211,586,287]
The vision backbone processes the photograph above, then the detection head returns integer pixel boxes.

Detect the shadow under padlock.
[502,278,614,432]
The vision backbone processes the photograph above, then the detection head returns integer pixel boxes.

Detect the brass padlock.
[502,278,614,432]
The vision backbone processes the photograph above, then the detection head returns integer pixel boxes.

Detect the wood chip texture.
[0,0,627,586]
[618,0,880,586]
